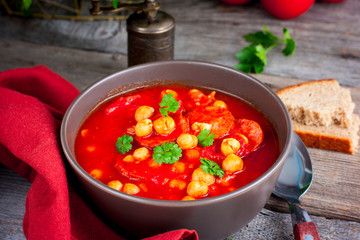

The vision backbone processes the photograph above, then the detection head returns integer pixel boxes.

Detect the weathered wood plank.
[0,38,127,91]
[0,165,30,240]
[1,0,359,87]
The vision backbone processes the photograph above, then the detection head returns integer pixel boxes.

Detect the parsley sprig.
[115,135,133,154]
[159,93,180,117]
[197,129,215,147]
[235,26,296,74]
[200,158,225,178]
[153,142,182,165]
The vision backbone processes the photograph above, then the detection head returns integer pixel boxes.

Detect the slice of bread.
[276,79,359,154]
[276,79,355,128]
[293,115,359,154]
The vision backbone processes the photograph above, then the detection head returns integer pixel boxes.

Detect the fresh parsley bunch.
[153,142,182,164]
[197,129,215,147]
[235,26,296,74]
[200,158,224,178]
[159,93,180,117]
[115,135,133,154]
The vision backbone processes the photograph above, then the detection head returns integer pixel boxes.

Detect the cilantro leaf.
[112,0,118,9]
[282,28,296,56]
[159,93,180,117]
[255,44,267,66]
[153,142,182,164]
[235,45,258,63]
[115,135,133,154]
[22,0,32,10]
[234,62,253,73]
[197,129,215,147]
[243,26,278,47]
[262,26,279,46]
[282,38,296,56]
[235,45,265,74]
[200,158,224,178]
[235,26,296,74]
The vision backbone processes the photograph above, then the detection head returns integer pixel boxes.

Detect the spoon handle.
[290,201,321,240]
[294,222,320,240]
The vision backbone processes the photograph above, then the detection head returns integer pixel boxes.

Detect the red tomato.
[321,0,346,2]
[219,0,252,5]
[261,0,315,20]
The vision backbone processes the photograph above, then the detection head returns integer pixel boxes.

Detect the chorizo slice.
[114,158,189,185]
[187,106,235,139]
[235,119,264,154]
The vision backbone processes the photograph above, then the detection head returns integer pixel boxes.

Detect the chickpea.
[221,138,241,155]
[187,181,209,198]
[182,196,195,201]
[192,168,215,185]
[135,118,153,137]
[135,106,155,122]
[177,133,198,150]
[172,162,186,174]
[133,147,151,161]
[161,89,178,99]
[222,154,244,174]
[123,183,140,195]
[169,179,187,190]
[191,122,212,135]
[123,155,135,162]
[107,180,123,191]
[213,100,227,109]
[89,169,102,180]
[153,116,175,135]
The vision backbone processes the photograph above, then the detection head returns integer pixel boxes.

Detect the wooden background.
[0,0,359,239]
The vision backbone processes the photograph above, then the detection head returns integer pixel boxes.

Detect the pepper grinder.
[90,0,175,66]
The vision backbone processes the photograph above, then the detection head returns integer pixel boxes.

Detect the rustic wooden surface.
[0,0,360,239]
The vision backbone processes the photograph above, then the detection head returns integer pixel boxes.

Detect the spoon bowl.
[273,133,321,240]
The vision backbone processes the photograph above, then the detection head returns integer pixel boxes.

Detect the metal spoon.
[273,133,321,240]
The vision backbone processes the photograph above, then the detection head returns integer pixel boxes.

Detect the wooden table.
[0,0,359,239]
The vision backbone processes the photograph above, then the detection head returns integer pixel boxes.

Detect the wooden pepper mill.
[90,0,175,66]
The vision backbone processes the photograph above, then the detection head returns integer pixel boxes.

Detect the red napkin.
[0,66,198,240]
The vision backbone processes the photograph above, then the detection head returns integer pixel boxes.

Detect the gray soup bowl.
[61,60,292,240]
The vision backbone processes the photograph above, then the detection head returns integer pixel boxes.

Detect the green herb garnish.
[200,158,224,178]
[112,0,118,9]
[197,129,215,147]
[159,93,180,117]
[153,142,182,165]
[115,135,133,154]
[235,26,296,74]
[22,0,32,10]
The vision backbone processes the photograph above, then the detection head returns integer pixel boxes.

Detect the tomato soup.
[74,85,279,201]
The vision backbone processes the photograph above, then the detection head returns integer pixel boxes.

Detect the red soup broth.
[74,85,279,201]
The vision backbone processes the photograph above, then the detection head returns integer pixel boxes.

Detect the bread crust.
[277,79,359,154]
[294,128,354,154]
[275,79,337,95]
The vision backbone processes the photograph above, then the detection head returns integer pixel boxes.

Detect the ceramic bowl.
[61,60,292,240]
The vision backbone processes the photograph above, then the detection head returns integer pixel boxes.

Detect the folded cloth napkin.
[0,66,198,240]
